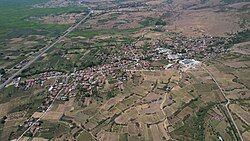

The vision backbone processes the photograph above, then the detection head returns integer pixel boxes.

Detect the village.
[0,0,249,140]
[8,30,235,138]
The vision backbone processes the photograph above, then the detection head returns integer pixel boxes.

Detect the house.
[179,59,200,68]
[167,54,179,61]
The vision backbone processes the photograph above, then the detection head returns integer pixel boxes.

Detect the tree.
[107,90,116,99]
[0,68,5,75]
[155,19,166,26]
[0,116,7,124]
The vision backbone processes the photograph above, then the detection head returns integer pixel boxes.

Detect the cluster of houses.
[71,60,131,95]
[12,32,231,114]
[12,71,67,89]
[13,28,233,136]
[21,117,42,136]
[121,34,230,70]
[168,35,230,59]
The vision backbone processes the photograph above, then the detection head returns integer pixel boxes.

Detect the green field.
[77,131,95,141]
[0,0,87,40]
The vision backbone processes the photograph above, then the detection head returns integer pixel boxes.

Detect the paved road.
[202,65,244,141]
[0,8,93,90]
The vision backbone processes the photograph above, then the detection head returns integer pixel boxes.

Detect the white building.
[179,59,200,69]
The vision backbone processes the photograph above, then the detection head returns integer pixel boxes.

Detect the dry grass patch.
[115,113,130,125]
[42,111,63,121]
[150,124,163,141]
[100,95,125,111]
[86,11,160,30]
[168,10,243,37]
[232,41,250,55]
[0,102,11,117]
[32,137,49,141]
[19,137,30,141]
[242,131,250,141]
[229,104,250,125]
[32,112,43,119]
[206,66,243,90]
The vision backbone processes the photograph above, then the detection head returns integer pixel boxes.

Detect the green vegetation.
[36,121,69,139]
[201,0,210,4]
[140,17,167,27]
[142,42,150,52]
[155,19,167,26]
[106,90,117,99]
[0,0,86,40]
[165,0,173,4]
[239,19,250,28]
[0,0,249,140]
[9,95,44,115]
[193,83,219,93]
[0,0,89,70]
[174,103,216,141]
[0,86,29,103]
[119,133,129,141]
[69,28,140,38]
[77,131,95,141]
[140,17,156,27]
[97,13,118,24]
[0,69,5,75]
[233,29,250,44]
[0,116,7,137]
[159,59,169,65]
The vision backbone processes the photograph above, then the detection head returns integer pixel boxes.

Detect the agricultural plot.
[71,71,176,140]
[0,0,249,141]
[204,46,250,140]
[0,0,88,81]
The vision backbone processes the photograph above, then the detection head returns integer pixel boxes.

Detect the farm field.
[0,0,249,141]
